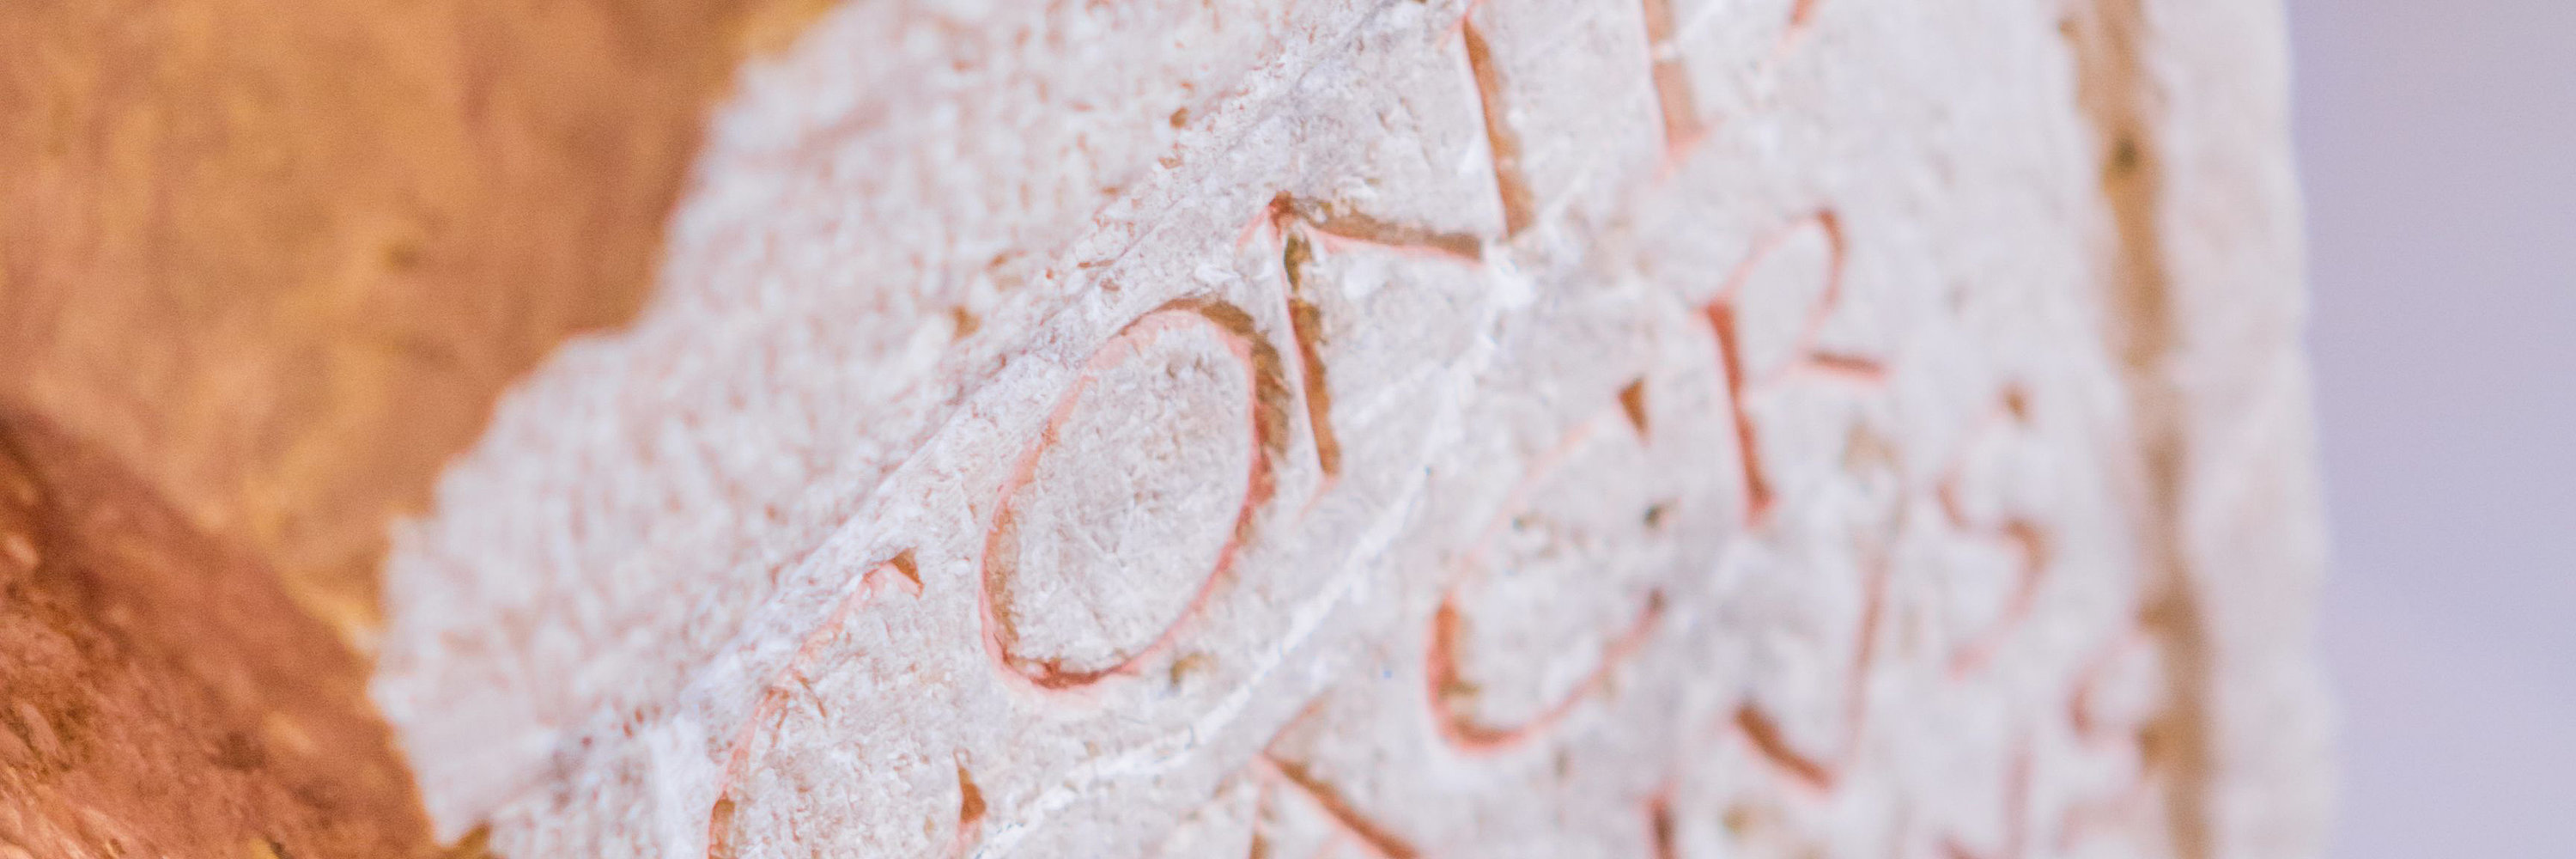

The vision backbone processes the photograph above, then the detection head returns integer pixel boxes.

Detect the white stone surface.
[371,0,2327,856]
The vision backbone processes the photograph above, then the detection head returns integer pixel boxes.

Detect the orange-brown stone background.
[2,0,833,853]
[0,415,433,856]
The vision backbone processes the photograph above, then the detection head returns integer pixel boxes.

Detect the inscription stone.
[368,0,2329,856]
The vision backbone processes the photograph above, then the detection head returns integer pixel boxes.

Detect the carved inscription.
[1703,210,1886,527]
[979,301,1288,691]
[1460,18,1538,238]
[1637,0,1705,154]
[1426,411,1669,754]
[616,0,2189,855]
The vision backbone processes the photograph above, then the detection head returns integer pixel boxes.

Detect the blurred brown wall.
[0,0,831,854]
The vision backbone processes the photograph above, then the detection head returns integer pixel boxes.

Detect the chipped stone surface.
[371,0,2327,856]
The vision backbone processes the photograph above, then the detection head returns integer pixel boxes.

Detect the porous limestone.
[371,0,2330,856]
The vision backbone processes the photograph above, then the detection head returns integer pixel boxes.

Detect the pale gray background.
[2288,0,2576,856]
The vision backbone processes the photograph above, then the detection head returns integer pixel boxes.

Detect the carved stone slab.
[370,0,2328,856]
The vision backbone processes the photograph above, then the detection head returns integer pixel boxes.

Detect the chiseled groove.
[1459,18,1538,238]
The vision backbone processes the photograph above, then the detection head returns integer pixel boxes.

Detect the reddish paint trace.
[1285,289,1342,482]
[1422,413,1668,754]
[978,300,1285,692]
[1429,590,1665,754]
[1255,756,1424,859]
[881,548,925,593]
[2068,630,2149,744]
[1934,390,2052,678]
[1645,786,1680,859]
[1274,193,1488,264]
[709,551,926,858]
[1254,194,1489,507]
[2055,631,2161,852]
[1460,19,1539,238]
[1767,0,1829,64]
[1703,210,1885,527]
[1730,558,1885,793]
[1637,0,1706,156]
[1619,378,1653,438]
[1789,0,1825,29]
[949,763,988,859]
[1705,301,1771,520]
[1943,518,2048,676]
[1789,352,1889,386]
[1269,204,1349,490]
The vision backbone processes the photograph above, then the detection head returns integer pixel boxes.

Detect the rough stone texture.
[366,0,2329,857]
[0,415,434,858]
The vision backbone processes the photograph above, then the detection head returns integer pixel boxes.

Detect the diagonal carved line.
[1704,210,1886,527]
[1254,755,1423,859]
[1460,19,1538,238]
[1730,557,1886,793]
[1636,0,1704,155]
